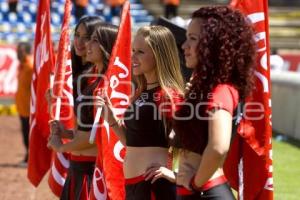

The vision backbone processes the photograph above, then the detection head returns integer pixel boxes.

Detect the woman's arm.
[95,96,127,145]
[192,109,232,189]
[49,120,74,139]
[144,163,176,183]
[48,130,96,153]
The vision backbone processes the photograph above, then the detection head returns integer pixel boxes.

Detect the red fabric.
[224,1,274,200]
[192,175,227,192]
[177,175,227,195]
[52,0,72,98]
[0,45,18,97]
[49,0,74,128]
[70,154,96,162]
[206,84,239,115]
[176,186,193,196]
[125,175,145,185]
[91,2,131,200]
[48,0,74,196]
[48,152,70,196]
[27,0,54,187]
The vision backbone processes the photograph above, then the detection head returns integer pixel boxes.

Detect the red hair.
[173,6,256,152]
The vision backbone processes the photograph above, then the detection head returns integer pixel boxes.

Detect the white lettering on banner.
[63,89,74,107]
[109,57,130,112]
[51,163,65,186]
[29,118,36,137]
[93,167,107,200]
[254,32,267,52]
[248,12,268,71]
[57,152,70,169]
[112,107,127,116]
[264,177,273,190]
[254,71,269,93]
[247,11,273,192]
[264,138,273,190]
[0,48,18,95]
[66,72,73,89]
[62,68,74,106]
[35,13,49,75]
[114,56,129,78]
[113,141,125,162]
[248,12,270,93]
[247,13,264,24]
[260,52,268,71]
[110,75,130,106]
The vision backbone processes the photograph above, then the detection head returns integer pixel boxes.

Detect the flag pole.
[89,107,102,144]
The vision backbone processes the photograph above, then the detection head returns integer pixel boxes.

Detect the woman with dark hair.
[47,16,104,200]
[173,6,256,199]
[72,16,104,101]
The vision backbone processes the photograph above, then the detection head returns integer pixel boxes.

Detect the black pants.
[177,183,235,200]
[126,178,176,200]
[19,116,29,161]
[164,4,178,19]
[60,160,95,200]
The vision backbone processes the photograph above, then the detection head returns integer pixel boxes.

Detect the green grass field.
[273,138,300,200]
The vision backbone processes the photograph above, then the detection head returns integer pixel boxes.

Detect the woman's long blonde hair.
[134,25,184,97]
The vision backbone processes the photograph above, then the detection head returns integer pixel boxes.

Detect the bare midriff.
[124,146,169,179]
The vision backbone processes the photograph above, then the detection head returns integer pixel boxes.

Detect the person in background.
[173,6,256,199]
[47,16,103,200]
[15,42,33,166]
[72,0,88,22]
[162,0,180,19]
[7,0,18,13]
[105,0,126,24]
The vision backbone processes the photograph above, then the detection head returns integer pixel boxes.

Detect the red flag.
[224,1,274,199]
[0,45,18,97]
[27,0,54,186]
[48,46,73,196]
[48,152,70,196]
[91,2,131,200]
[48,0,74,196]
[52,0,72,99]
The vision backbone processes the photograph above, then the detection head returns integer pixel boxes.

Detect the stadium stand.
[0,0,154,44]
[0,0,299,49]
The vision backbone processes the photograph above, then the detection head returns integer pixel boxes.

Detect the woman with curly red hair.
[173,6,256,199]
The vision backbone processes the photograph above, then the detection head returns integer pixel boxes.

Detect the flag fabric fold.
[27,0,54,186]
[48,0,74,196]
[224,1,274,199]
[91,2,131,200]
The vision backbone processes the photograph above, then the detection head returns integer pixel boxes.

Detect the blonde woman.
[97,25,184,200]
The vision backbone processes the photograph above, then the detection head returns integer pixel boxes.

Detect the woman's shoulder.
[207,83,239,115]
[211,84,238,98]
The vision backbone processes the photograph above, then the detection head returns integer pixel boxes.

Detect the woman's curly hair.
[187,6,256,103]
[173,6,256,153]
